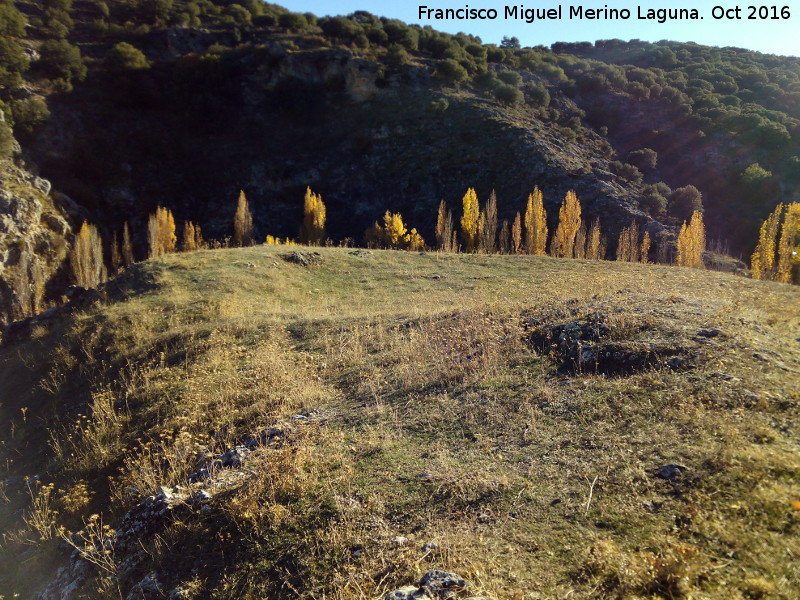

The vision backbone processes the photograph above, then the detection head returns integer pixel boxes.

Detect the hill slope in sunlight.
[1,246,799,599]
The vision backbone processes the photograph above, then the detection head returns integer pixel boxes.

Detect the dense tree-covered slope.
[2,0,800,324]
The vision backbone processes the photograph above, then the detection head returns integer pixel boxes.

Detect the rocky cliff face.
[0,116,72,329]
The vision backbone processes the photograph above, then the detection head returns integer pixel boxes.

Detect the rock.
[657,464,688,480]
[666,356,691,370]
[421,541,439,552]
[697,328,721,338]
[418,570,468,597]
[33,176,51,196]
[220,445,249,468]
[126,572,162,600]
[190,490,211,504]
[282,251,321,267]
[384,586,426,600]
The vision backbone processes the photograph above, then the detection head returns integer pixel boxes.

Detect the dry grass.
[1,245,799,599]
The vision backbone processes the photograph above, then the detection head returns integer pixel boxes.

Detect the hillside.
[1,246,799,599]
[3,0,800,326]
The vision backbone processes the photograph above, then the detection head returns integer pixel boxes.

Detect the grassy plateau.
[1,245,799,599]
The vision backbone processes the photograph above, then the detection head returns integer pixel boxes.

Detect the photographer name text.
[417,5,791,24]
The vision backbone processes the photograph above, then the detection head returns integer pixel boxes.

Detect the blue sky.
[275,1,800,57]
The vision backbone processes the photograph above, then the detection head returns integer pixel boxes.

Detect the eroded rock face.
[0,157,71,329]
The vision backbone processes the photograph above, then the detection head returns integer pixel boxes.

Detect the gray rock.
[384,587,426,600]
[418,570,468,597]
[220,445,249,467]
[697,328,721,338]
[656,464,688,480]
[33,176,51,196]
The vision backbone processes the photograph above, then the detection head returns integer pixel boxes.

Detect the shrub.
[0,118,14,158]
[473,70,499,90]
[0,0,27,37]
[609,160,643,183]
[224,4,251,26]
[494,83,523,105]
[525,81,550,106]
[497,70,521,86]
[11,96,50,136]
[105,42,149,71]
[435,58,467,86]
[278,11,307,31]
[37,39,86,83]
[627,148,657,171]
[431,97,448,112]
[668,185,703,220]
[384,44,407,70]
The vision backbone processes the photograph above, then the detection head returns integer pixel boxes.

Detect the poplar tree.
[182,221,204,252]
[616,221,640,263]
[550,190,582,258]
[460,187,480,252]
[511,212,523,254]
[586,218,603,260]
[148,206,177,258]
[122,221,134,267]
[574,222,587,259]
[524,186,547,255]
[233,190,254,247]
[300,187,326,245]
[499,219,510,254]
[776,202,800,283]
[751,204,781,279]
[435,200,456,252]
[676,210,705,268]
[111,231,122,274]
[478,190,498,253]
[70,222,107,288]
[383,210,407,248]
[640,231,651,264]
[752,202,800,283]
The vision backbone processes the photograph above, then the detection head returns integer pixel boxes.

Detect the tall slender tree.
[550,190,582,258]
[70,222,107,288]
[524,186,547,255]
[460,187,480,252]
[233,190,254,247]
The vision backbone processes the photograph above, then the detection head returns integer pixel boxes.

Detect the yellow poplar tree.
[182,221,204,252]
[524,186,547,255]
[550,190,582,258]
[676,210,705,268]
[383,211,407,248]
[776,202,800,283]
[751,204,783,280]
[70,222,107,288]
[752,202,800,283]
[233,190,254,247]
[511,212,523,254]
[586,218,603,260]
[148,206,177,258]
[300,187,326,245]
[460,187,480,252]
[435,200,456,252]
[616,221,640,263]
